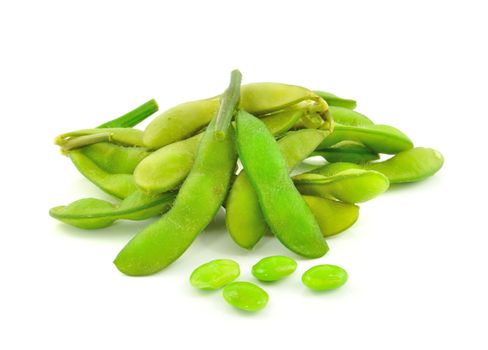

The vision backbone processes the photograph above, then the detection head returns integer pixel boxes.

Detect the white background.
[1,1,487,349]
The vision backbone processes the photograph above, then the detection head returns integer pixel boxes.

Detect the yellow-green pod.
[294,170,390,204]
[303,195,359,237]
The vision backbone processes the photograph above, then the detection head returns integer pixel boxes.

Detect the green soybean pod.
[312,147,444,184]
[318,123,413,155]
[222,282,269,312]
[114,70,240,276]
[190,259,240,290]
[134,134,203,194]
[226,129,327,249]
[79,142,150,174]
[329,106,373,126]
[302,264,348,291]
[143,83,317,149]
[49,191,176,229]
[313,91,357,109]
[294,170,390,204]
[252,256,297,282]
[313,141,379,164]
[303,195,359,237]
[69,151,138,199]
[235,110,328,258]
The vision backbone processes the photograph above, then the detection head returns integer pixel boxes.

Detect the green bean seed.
[190,259,240,290]
[303,195,359,237]
[302,264,348,291]
[294,169,390,204]
[49,191,176,229]
[252,256,297,282]
[226,129,327,249]
[312,147,444,184]
[69,151,138,199]
[236,110,328,258]
[313,91,357,109]
[114,70,241,276]
[222,282,269,312]
[313,141,379,163]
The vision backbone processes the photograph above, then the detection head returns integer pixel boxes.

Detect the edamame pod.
[79,142,150,174]
[313,91,357,109]
[69,151,138,199]
[294,169,390,203]
[318,123,413,154]
[235,111,328,258]
[311,147,444,184]
[226,129,328,249]
[114,70,241,276]
[302,195,359,237]
[312,141,379,163]
[134,108,306,195]
[329,106,373,126]
[143,83,326,149]
[49,191,176,229]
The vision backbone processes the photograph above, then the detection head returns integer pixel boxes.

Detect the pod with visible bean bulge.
[143,83,327,149]
[114,70,241,276]
[318,123,413,155]
[134,109,304,195]
[226,129,328,249]
[302,195,359,237]
[311,147,444,184]
[302,264,348,291]
[222,282,269,312]
[235,110,328,258]
[252,256,297,282]
[294,169,390,204]
[69,151,138,199]
[79,142,150,174]
[49,191,176,229]
[190,259,240,290]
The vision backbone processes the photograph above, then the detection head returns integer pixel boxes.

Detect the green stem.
[214,70,242,139]
[97,99,159,128]
[62,133,112,151]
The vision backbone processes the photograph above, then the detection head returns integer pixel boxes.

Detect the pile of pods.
[50,70,444,278]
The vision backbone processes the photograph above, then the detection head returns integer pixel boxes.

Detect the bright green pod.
[189,259,240,290]
[302,264,348,291]
[222,282,269,312]
[303,195,359,237]
[134,134,203,194]
[313,91,357,109]
[79,142,150,174]
[143,83,322,149]
[226,129,328,249]
[69,151,137,199]
[49,191,176,229]
[311,147,444,184]
[329,106,373,126]
[313,141,379,163]
[251,256,297,282]
[319,123,413,154]
[235,111,328,258]
[134,110,304,195]
[294,169,390,204]
[114,70,240,276]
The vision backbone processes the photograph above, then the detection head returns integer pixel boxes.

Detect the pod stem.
[62,132,112,151]
[97,99,159,128]
[214,70,242,139]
